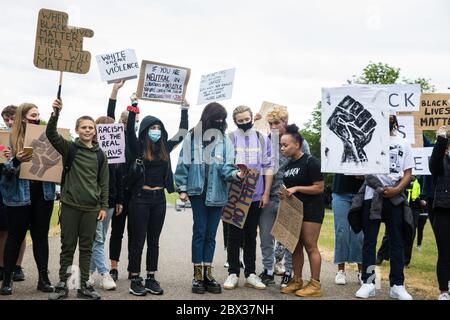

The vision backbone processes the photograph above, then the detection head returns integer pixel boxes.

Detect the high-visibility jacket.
[406,179,421,203]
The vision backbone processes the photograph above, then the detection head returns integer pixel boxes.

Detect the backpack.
[61,143,105,186]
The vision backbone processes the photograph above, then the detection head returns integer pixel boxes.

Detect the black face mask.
[27,119,40,125]
[210,120,225,132]
[237,122,253,132]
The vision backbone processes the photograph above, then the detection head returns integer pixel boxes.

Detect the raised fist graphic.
[326,95,377,163]
[29,132,61,177]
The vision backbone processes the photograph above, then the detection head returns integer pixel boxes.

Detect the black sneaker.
[13,266,25,282]
[77,284,101,300]
[280,272,292,288]
[129,277,146,296]
[48,282,68,300]
[110,269,118,282]
[259,269,275,285]
[145,277,164,295]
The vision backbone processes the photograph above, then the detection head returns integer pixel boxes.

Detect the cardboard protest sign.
[19,124,70,183]
[97,123,125,164]
[34,8,94,74]
[271,185,303,253]
[414,93,450,130]
[396,115,416,144]
[197,68,235,105]
[136,60,190,104]
[321,86,390,174]
[412,147,433,175]
[222,169,260,229]
[96,49,139,83]
[0,131,11,164]
[253,101,286,135]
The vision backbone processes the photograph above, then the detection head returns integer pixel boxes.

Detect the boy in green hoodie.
[47,99,109,300]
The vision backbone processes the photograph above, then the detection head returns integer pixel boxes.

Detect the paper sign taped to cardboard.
[96,49,139,83]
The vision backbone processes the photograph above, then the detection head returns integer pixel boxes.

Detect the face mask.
[27,119,40,125]
[210,120,225,132]
[237,122,253,132]
[148,129,161,142]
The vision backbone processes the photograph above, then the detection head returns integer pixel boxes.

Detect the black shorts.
[303,202,325,224]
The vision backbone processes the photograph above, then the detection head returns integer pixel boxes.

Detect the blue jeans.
[90,207,114,275]
[190,193,222,264]
[332,193,363,265]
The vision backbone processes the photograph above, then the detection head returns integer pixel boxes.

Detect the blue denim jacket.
[174,132,239,207]
[0,160,56,207]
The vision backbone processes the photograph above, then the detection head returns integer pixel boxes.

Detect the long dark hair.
[140,129,169,161]
[196,102,228,134]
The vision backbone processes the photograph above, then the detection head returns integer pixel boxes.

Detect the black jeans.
[109,192,131,262]
[227,201,261,277]
[362,199,405,286]
[431,208,450,291]
[127,189,166,274]
[4,181,53,273]
[222,220,243,250]
[417,214,427,246]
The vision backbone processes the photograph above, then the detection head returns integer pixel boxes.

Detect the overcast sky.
[1,0,449,161]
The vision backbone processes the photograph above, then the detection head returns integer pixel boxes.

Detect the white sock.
[267,269,274,276]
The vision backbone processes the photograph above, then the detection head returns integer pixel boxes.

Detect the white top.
[364,134,414,200]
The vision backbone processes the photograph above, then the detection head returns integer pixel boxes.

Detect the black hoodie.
[126,106,188,193]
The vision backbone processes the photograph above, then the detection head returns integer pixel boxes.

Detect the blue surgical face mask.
[148,129,161,142]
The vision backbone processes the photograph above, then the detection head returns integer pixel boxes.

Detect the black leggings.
[4,182,53,273]
[127,189,166,274]
[109,194,131,262]
[417,215,428,246]
[431,208,450,292]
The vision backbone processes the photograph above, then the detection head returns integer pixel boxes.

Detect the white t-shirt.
[364,134,414,200]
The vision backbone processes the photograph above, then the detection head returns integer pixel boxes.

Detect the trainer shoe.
[389,285,413,300]
[109,268,118,282]
[13,266,25,282]
[223,274,239,290]
[77,284,101,300]
[280,277,303,294]
[280,272,292,288]
[145,277,164,295]
[100,273,117,291]
[438,293,450,300]
[245,274,266,290]
[356,283,376,299]
[48,281,69,300]
[129,276,147,296]
[259,269,275,286]
[295,279,322,297]
[335,270,346,285]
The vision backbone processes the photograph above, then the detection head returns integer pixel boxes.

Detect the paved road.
[0,205,423,300]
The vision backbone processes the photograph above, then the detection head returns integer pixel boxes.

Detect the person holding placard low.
[125,94,189,297]
[47,100,109,300]
[0,104,55,295]
[429,126,450,300]
[175,102,246,295]
[277,124,325,297]
[222,106,273,291]
[354,115,414,300]
[0,105,27,283]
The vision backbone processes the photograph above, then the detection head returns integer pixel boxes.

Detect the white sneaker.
[416,245,422,252]
[355,283,376,299]
[389,285,413,300]
[335,270,346,285]
[245,273,266,290]
[100,273,117,290]
[223,274,239,290]
[223,261,229,268]
[438,293,450,300]
[274,261,285,276]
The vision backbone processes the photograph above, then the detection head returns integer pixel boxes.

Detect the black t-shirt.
[283,155,324,215]
[332,174,364,194]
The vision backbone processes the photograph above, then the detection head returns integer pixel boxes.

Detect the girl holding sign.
[125,95,189,297]
[429,126,450,300]
[174,102,246,295]
[278,124,325,298]
[0,103,55,295]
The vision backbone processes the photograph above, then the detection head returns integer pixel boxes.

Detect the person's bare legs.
[301,222,322,281]
[292,241,304,279]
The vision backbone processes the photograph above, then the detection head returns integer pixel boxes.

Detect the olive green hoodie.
[46,114,109,211]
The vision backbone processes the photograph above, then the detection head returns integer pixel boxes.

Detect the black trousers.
[417,214,428,246]
[227,201,261,277]
[109,192,131,262]
[431,208,450,292]
[222,220,243,250]
[362,199,405,286]
[4,182,53,273]
[127,189,166,274]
